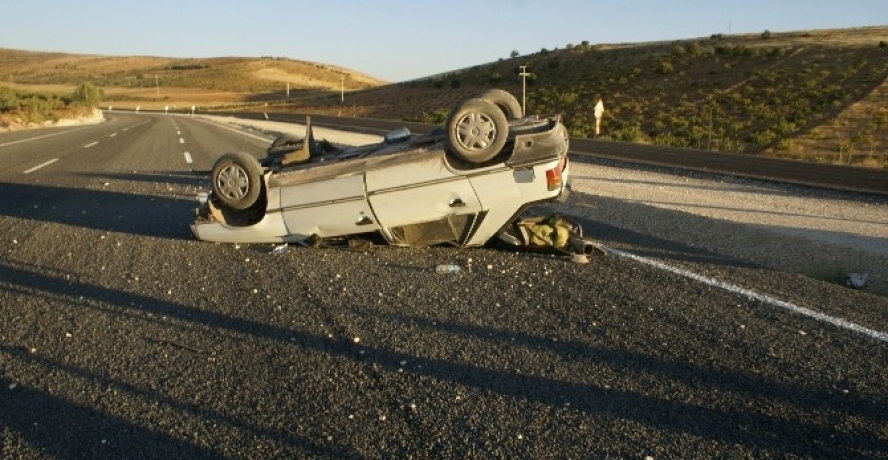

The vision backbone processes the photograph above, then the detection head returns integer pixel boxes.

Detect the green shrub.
[750,129,777,146]
[612,125,650,143]
[409,108,448,124]
[687,42,704,57]
[776,139,794,151]
[657,61,674,74]
[71,82,103,108]
[720,138,745,153]
[0,86,20,112]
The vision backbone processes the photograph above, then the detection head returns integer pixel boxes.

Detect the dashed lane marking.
[0,127,88,149]
[23,159,59,174]
[605,246,888,343]
[84,141,99,148]
[183,152,193,164]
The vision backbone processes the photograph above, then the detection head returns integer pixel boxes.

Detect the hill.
[0,49,387,107]
[2,26,887,167]
[290,26,888,167]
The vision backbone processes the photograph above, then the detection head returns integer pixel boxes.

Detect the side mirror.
[384,127,411,144]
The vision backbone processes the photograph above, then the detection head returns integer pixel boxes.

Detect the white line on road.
[23,158,59,174]
[179,138,185,144]
[84,141,99,148]
[605,246,888,343]
[183,152,193,164]
[191,117,272,142]
[109,133,117,137]
[0,127,89,149]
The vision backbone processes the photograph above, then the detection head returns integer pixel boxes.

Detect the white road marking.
[190,117,271,142]
[24,158,59,174]
[605,246,888,343]
[179,138,185,144]
[84,141,99,148]
[0,127,88,149]
[109,133,117,137]
[183,152,193,164]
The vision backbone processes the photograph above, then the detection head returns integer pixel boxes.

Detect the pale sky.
[1,0,886,82]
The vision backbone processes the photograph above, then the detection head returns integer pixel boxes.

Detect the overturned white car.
[191,90,571,248]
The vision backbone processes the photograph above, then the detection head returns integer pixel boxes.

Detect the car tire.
[211,152,263,210]
[445,98,509,164]
[478,89,523,120]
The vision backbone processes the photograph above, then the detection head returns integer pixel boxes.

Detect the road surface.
[1,112,886,459]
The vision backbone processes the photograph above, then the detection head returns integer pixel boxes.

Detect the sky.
[1,0,886,82]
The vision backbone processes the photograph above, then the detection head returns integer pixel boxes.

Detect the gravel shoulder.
[552,157,888,295]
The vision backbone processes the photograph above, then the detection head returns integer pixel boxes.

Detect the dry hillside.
[0,49,386,107]
[2,26,887,167]
[284,27,888,167]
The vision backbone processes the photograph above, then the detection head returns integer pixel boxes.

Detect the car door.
[365,156,482,246]
[278,172,379,240]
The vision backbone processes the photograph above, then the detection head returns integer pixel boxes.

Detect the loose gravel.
[550,157,888,295]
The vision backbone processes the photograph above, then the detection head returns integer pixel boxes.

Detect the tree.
[510,50,519,59]
[71,82,103,108]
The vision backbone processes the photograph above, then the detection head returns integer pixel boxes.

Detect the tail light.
[546,157,567,191]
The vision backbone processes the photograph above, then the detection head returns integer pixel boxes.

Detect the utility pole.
[707,106,713,150]
[518,66,530,115]
[155,74,159,99]
[341,74,344,103]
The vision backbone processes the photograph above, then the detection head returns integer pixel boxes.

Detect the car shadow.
[0,180,198,240]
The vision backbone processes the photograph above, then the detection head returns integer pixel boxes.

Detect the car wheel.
[211,152,263,210]
[478,89,523,120]
[445,98,509,164]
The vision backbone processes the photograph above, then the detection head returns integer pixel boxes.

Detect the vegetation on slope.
[0,49,385,95]
[2,27,886,166]
[0,82,102,127]
[293,27,888,167]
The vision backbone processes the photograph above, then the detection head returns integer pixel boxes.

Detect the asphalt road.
[1,112,887,459]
